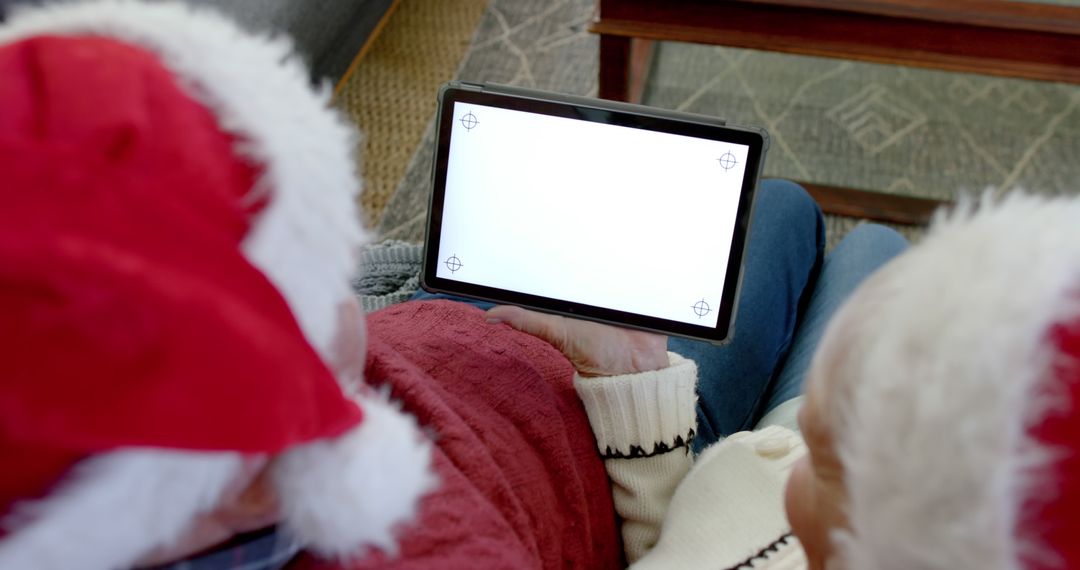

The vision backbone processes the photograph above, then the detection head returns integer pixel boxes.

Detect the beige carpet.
[335,0,489,228]
[337,0,1080,251]
[371,0,600,243]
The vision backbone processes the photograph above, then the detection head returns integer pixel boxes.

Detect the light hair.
[810,193,1080,570]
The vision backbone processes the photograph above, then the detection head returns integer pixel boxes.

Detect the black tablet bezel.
[421,83,767,344]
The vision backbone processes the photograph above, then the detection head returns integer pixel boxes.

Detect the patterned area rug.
[335,0,489,228]
[375,0,597,243]
[371,0,1080,248]
[646,45,1080,202]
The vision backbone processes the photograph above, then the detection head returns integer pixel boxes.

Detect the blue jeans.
[675,180,908,449]
[413,180,908,449]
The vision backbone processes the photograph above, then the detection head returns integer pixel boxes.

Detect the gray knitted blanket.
[351,240,424,313]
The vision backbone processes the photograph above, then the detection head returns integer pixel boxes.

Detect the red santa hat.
[812,193,1080,568]
[0,1,435,568]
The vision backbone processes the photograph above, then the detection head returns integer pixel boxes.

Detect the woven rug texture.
[374,0,597,243]
[335,0,489,228]
[342,0,1080,249]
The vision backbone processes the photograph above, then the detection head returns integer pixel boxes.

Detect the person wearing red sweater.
[6,3,1080,570]
[0,2,641,567]
[0,3,860,567]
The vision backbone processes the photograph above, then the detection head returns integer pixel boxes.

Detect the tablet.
[421,82,768,343]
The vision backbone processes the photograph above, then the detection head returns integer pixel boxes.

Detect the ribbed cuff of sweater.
[574,352,697,459]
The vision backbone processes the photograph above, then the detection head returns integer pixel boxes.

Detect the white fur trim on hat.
[816,193,1080,569]
[0,3,435,567]
[0,450,243,570]
[0,0,370,358]
[272,392,438,559]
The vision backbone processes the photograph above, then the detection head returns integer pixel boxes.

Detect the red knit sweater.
[301,300,621,569]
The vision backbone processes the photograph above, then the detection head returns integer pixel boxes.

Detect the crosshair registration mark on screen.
[692,299,712,318]
[717,152,738,171]
[445,255,463,273]
[461,112,479,131]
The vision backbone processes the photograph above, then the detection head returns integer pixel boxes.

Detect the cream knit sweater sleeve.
[632,427,807,569]
[573,352,698,563]
[575,354,809,569]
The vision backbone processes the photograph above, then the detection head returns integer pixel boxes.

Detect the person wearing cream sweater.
[492,192,1080,570]
[485,179,908,569]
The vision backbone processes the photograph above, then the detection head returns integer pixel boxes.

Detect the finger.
[484,304,526,326]
[485,306,569,351]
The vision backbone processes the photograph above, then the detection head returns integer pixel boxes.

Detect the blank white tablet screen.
[435,102,749,328]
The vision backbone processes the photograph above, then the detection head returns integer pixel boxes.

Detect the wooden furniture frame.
[591,0,1080,224]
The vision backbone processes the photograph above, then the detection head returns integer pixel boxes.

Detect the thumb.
[486,305,569,352]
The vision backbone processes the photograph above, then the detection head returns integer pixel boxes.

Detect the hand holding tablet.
[485,304,671,376]
[422,82,769,343]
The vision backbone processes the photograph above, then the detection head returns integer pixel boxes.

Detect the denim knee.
[838,223,909,260]
[751,179,825,252]
[756,179,824,243]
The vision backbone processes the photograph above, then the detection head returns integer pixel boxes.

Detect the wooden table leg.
[626,38,655,104]
[598,34,631,101]
[598,35,656,103]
